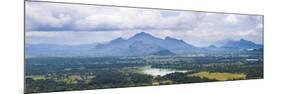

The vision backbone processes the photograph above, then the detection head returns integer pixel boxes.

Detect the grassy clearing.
[120,67,146,74]
[61,75,83,84]
[190,71,246,81]
[31,75,47,80]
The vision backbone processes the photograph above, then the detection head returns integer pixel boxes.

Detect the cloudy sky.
[25,1,263,47]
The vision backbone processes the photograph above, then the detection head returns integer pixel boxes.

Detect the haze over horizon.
[25,2,263,47]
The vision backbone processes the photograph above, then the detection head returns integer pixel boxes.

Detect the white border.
[1,0,281,94]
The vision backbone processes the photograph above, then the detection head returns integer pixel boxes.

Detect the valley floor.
[25,51,263,93]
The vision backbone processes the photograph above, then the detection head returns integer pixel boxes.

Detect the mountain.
[218,39,263,49]
[92,32,195,56]
[27,32,194,57]
[208,45,217,48]
[126,32,194,50]
[164,36,194,50]
[27,33,263,57]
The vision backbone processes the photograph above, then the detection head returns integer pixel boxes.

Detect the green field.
[190,71,246,81]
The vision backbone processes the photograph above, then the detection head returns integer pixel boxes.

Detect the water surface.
[143,66,188,76]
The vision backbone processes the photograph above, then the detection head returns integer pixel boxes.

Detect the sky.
[25,1,263,47]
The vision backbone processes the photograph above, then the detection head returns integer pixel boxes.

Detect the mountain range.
[222,39,262,49]
[92,32,195,56]
[26,32,263,57]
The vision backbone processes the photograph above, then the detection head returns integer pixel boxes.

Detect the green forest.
[25,50,263,93]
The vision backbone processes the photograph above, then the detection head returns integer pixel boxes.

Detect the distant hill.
[26,32,196,57]
[92,32,195,56]
[208,45,217,48]
[214,39,263,49]
[26,33,263,57]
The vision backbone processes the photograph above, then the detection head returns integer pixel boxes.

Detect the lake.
[143,66,189,76]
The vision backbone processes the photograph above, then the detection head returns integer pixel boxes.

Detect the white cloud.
[256,23,263,29]
[26,2,198,31]
[25,2,74,30]
[25,2,264,47]
[225,14,239,24]
[237,29,257,36]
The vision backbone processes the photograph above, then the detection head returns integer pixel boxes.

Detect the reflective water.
[143,66,188,76]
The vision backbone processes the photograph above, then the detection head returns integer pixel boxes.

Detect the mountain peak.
[115,37,125,41]
[238,39,256,44]
[221,38,262,49]
[165,36,186,43]
[135,32,152,37]
[208,45,217,48]
[239,39,249,42]
[129,32,157,41]
[165,36,174,40]
[110,37,125,43]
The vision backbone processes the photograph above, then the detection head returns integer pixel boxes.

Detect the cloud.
[27,31,130,45]
[25,1,263,47]
[225,14,238,24]
[26,2,198,31]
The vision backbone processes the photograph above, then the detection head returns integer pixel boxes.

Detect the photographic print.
[25,1,264,93]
